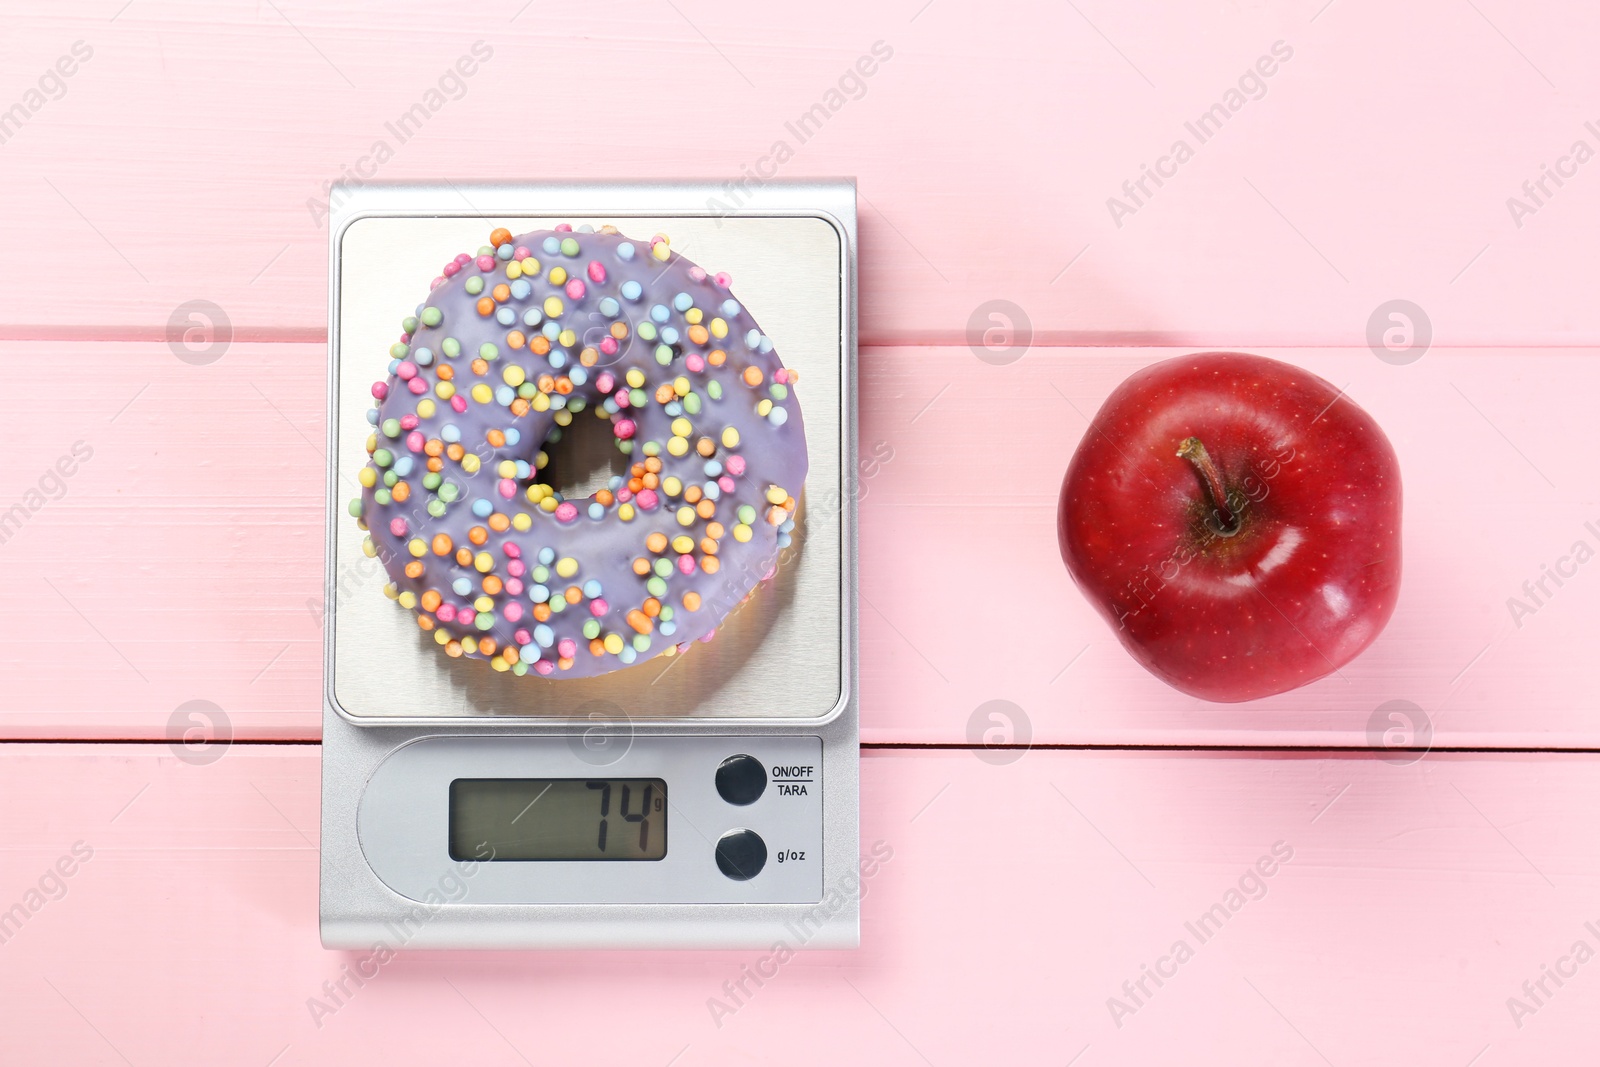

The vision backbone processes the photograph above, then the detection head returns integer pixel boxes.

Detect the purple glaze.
[353,225,807,678]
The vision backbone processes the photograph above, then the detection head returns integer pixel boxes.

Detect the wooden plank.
[2,2,1598,344]
[4,342,1597,747]
[0,342,325,739]
[0,744,1593,1063]
[858,345,1600,748]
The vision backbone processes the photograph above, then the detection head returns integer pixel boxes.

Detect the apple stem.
[1176,437,1240,536]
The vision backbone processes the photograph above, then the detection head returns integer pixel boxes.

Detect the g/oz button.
[715,829,767,881]
[715,754,766,805]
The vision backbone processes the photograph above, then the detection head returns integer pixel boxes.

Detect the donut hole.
[539,411,633,501]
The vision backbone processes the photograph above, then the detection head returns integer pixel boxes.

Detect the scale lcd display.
[448,778,667,861]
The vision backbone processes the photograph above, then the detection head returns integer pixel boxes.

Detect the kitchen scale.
[320,181,858,949]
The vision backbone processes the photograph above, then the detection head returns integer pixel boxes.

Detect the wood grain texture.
[3,3,1593,1059]
[0,744,1594,1065]
[4,341,1596,747]
[2,1,1598,344]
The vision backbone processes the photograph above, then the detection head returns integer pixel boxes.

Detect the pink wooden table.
[5,1,1599,1063]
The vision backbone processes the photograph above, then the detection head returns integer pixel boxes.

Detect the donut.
[348,224,806,678]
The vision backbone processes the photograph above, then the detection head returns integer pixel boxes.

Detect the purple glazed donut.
[349,224,806,678]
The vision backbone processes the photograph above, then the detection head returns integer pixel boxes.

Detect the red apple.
[1058,352,1402,703]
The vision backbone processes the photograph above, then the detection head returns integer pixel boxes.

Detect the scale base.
[319,714,860,950]
[319,180,859,950]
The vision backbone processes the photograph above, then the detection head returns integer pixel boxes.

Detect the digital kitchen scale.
[319,181,858,949]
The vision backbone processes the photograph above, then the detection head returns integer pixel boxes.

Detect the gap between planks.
[2,738,1599,757]
[2,327,1598,351]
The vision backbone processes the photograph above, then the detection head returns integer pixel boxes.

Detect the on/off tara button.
[715,754,766,805]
